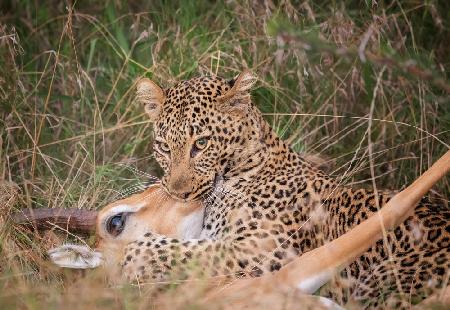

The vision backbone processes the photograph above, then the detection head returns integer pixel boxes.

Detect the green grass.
[0,0,449,308]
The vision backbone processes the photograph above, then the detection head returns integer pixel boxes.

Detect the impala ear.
[136,78,165,122]
[217,70,257,115]
[48,244,103,269]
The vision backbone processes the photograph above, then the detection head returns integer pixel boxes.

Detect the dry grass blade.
[1,1,449,308]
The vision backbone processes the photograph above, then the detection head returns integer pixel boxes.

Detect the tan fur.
[136,78,165,121]
[131,72,450,308]
[55,151,448,309]
[98,186,200,238]
[95,185,203,270]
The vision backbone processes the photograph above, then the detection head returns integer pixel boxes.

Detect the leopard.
[125,70,450,308]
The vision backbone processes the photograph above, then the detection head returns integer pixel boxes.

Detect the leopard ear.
[217,70,257,114]
[136,78,165,122]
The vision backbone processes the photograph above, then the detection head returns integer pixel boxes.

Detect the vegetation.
[0,0,449,308]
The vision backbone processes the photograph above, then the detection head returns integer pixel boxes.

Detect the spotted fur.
[129,72,450,308]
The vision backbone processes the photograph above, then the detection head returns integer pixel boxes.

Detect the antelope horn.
[13,208,98,234]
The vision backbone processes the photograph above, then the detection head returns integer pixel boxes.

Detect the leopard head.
[136,71,263,201]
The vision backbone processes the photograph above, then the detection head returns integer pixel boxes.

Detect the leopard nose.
[169,187,191,200]
[178,192,190,200]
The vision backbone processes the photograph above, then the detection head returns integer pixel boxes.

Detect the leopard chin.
[197,173,225,204]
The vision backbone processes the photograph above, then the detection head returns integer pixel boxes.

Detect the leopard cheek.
[154,153,169,172]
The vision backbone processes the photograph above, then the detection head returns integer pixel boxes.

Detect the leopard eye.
[195,137,209,150]
[156,141,170,154]
[191,137,210,157]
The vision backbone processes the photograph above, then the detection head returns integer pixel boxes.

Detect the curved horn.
[13,208,98,234]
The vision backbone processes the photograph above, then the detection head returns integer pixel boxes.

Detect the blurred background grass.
[0,0,449,308]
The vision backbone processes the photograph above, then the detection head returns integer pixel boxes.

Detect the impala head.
[14,184,204,271]
[136,71,262,202]
[96,184,204,246]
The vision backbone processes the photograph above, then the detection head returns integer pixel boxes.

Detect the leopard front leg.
[120,233,278,284]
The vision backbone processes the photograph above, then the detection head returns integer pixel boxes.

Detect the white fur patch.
[296,269,334,294]
[318,296,346,310]
[48,244,103,269]
[105,202,146,219]
[178,207,204,239]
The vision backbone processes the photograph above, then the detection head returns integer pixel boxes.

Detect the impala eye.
[106,213,129,237]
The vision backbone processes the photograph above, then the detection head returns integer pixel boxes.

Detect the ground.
[0,1,449,308]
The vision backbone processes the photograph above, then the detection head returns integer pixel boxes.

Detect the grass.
[0,0,449,308]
